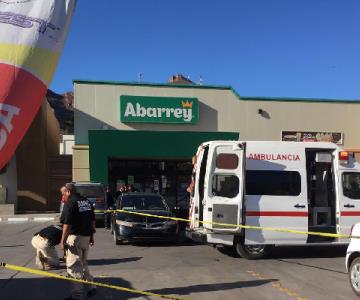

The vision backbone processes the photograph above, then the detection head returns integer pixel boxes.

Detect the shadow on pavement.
[148,279,278,296]
[216,245,239,258]
[217,244,347,260]
[88,257,142,266]
[0,276,279,299]
[270,245,347,259]
[130,239,201,248]
[0,276,136,300]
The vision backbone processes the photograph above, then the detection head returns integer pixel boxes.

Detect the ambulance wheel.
[235,240,271,260]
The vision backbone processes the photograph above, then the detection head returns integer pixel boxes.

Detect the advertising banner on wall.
[0,0,76,171]
[281,131,344,145]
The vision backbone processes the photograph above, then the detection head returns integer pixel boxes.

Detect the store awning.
[88,130,239,184]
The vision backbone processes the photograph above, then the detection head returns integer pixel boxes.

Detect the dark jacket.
[62,193,95,236]
[35,225,63,246]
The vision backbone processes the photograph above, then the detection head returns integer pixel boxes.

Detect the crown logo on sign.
[181,100,193,108]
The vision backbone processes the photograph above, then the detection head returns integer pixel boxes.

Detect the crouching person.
[61,183,96,300]
[31,224,63,270]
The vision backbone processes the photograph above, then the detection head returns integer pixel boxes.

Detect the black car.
[111,193,179,244]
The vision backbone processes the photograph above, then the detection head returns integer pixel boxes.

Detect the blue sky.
[50,0,360,99]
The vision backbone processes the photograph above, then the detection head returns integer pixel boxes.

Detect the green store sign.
[120,95,199,124]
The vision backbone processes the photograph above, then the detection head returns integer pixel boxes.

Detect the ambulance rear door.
[202,142,246,233]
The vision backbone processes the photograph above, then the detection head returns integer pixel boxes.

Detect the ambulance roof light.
[339,151,349,164]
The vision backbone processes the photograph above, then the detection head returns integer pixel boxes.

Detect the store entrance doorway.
[108,158,192,210]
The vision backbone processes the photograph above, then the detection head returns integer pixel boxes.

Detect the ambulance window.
[246,170,301,196]
[216,154,238,169]
[212,175,239,198]
[343,172,360,199]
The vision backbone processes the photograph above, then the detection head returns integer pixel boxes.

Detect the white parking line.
[33,217,55,222]
[7,217,29,222]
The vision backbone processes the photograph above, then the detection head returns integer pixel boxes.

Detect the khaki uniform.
[62,191,95,300]
[66,234,95,299]
[31,234,60,269]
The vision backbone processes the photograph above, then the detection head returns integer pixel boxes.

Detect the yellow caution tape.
[97,209,360,239]
[0,262,187,300]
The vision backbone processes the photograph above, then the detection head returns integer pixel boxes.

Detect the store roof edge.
[73,79,231,90]
[73,80,360,103]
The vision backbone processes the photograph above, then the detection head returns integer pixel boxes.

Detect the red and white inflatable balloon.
[0,0,76,170]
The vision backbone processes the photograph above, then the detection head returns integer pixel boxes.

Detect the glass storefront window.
[108,158,192,208]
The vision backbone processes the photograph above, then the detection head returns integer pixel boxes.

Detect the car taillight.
[96,197,104,204]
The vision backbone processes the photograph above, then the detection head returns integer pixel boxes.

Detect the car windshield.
[121,195,168,211]
[76,185,104,198]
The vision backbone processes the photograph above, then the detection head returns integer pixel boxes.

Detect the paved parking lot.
[0,221,358,300]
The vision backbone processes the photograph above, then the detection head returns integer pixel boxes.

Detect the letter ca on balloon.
[0,104,20,151]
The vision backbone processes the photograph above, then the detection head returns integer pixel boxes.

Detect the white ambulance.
[186,141,360,259]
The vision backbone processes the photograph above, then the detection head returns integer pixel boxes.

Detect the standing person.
[31,224,63,270]
[105,186,114,229]
[59,185,69,262]
[115,185,123,199]
[59,186,69,215]
[61,183,96,300]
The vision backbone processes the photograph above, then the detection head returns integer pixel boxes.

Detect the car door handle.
[344,204,355,208]
[294,204,306,208]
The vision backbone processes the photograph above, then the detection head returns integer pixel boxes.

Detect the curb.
[0,216,56,223]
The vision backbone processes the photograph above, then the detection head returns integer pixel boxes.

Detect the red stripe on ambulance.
[246,211,308,217]
[341,211,360,217]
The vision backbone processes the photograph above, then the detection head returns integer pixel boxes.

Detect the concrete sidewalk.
[0,213,58,223]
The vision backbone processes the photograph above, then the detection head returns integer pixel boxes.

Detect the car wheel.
[234,239,272,260]
[349,257,360,296]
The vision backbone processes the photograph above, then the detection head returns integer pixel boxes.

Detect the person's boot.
[38,252,48,271]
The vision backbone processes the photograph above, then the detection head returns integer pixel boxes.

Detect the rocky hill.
[46,89,74,134]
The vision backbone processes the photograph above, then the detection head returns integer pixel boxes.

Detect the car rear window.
[76,185,104,198]
[121,196,168,211]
